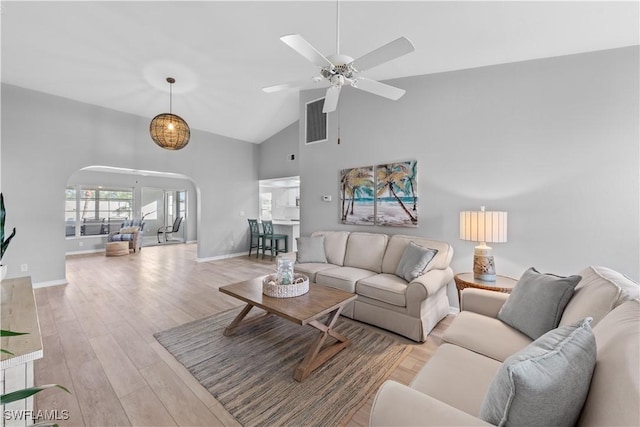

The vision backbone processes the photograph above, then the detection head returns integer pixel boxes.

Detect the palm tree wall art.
[340,166,375,225]
[376,161,418,227]
[339,160,418,227]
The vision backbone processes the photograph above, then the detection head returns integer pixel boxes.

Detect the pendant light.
[149,77,190,150]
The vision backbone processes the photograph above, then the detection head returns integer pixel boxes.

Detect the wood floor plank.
[55,319,98,367]
[120,386,178,427]
[68,358,131,426]
[148,341,222,411]
[106,321,162,370]
[139,361,224,427]
[33,334,85,426]
[89,334,147,398]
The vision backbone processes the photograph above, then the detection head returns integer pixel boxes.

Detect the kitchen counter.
[272,220,300,225]
[270,220,300,252]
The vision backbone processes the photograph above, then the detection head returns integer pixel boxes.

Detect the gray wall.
[1,84,259,284]
[258,121,299,180]
[298,47,639,306]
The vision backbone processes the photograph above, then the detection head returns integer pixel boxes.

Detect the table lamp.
[459,206,508,281]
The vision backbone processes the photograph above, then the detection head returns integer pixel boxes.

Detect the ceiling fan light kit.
[150,77,190,150]
[262,2,415,113]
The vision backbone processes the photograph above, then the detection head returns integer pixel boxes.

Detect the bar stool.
[247,219,264,258]
[261,220,288,259]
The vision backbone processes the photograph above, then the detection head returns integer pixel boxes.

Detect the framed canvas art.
[375,160,418,227]
[340,166,375,225]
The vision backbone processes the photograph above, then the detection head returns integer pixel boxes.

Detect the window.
[65,187,77,237]
[65,186,133,237]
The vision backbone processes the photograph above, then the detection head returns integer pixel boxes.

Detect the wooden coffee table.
[219,277,357,382]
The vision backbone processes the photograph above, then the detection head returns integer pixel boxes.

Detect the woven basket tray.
[263,274,309,298]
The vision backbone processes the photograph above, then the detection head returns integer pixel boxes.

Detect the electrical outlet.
[78,241,84,247]
[239,211,245,217]
[20,264,28,272]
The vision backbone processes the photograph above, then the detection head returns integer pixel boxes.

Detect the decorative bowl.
[263,273,309,298]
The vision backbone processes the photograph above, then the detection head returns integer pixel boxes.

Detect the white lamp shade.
[460,210,508,243]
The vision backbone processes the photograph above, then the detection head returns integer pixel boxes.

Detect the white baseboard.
[196,252,249,263]
[449,306,460,315]
[66,248,105,256]
[32,279,68,289]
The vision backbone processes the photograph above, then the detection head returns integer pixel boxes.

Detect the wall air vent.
[305,97,328,144]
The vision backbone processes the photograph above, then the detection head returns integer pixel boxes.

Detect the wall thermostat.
[322,195,332,202]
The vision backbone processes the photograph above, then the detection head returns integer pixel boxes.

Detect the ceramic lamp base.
[473,245,496,282]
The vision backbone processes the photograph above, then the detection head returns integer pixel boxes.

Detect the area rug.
[154,307,411,427]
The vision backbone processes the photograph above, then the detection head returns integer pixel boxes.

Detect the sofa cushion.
[311,231,350,266]
[560,265,639,327]
[382,234,452,275]
[294,262,337,283]
[395,241,438,282]
[411,343,502,417]
[119,226,139,234]
[479,318,596,427]
[356,274,408,307]
[443,311,532,362]
[343,232,388,273]
[498,267,581,340]
[315,266,377,293]
[110,233,135,241]
[296,236,327,263]
[578,299,639,427]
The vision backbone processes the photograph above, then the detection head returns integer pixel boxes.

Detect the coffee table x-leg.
[223,303,350,382]
[294,304,350,381]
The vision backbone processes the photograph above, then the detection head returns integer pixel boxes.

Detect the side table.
[454,272,518,306]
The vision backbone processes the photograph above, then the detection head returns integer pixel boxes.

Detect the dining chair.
[261,220,288,259]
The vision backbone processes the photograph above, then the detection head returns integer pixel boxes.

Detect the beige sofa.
[291,231,453,342]
[370,265,640,426]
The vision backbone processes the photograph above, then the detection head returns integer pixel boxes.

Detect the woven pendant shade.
[149,77,190,150]
[150,113,190,150]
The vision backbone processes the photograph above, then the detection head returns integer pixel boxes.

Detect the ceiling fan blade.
[322,85,342,113]
[262,78,327,93]
[352,77,406,101]
[353,37,415,72]
[280,34,333,68]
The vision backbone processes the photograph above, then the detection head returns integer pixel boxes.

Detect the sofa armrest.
[409,267,454,298]
[461,288,509,318]
[405,268,453,316]
[370,380,493,426]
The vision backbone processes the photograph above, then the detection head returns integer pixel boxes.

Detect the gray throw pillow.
[479,318,596,427]
[498,267,581,339]
[296,236,327,263]
[395,241,438,282]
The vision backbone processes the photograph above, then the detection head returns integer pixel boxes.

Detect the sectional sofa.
[370,265,640,426]
[290,231,454,342]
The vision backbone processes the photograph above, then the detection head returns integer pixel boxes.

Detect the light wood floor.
[34,243,454,426]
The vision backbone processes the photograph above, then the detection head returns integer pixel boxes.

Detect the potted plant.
[1,192,17,280]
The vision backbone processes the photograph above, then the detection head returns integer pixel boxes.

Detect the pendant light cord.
[169,82,173,114]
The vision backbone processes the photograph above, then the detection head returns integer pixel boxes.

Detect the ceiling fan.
[262,3,415,113]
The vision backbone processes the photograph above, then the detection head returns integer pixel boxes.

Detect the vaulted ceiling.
[2,1,638,143]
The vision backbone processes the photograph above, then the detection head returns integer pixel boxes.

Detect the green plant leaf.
[1,329,28,337]
[1,348,15,355]
[0,384,70,405]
